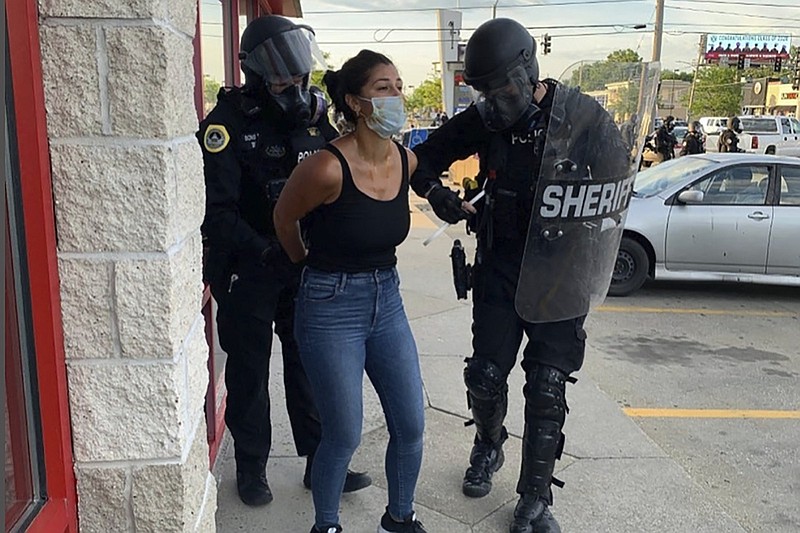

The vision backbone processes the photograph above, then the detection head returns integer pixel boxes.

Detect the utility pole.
[651,0,665,121]
[652,0,664,62]
[687,35,705,121]
[492,0,499,19]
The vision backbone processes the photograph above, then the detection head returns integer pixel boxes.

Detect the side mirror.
[677,190,704,204]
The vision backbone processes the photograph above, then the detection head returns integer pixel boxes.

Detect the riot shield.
[514,61,660,322]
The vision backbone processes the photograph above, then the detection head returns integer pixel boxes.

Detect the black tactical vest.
[231,92,329,237]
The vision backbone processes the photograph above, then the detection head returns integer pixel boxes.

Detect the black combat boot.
[462,433,506,498]
[303,454,373,493]
[462,357,510,498]
[236,468,273,507]
[509,494,561,533]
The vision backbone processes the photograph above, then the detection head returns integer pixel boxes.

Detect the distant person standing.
[654,115,677,162]
[718,117,744,153]
[680,121,705,156]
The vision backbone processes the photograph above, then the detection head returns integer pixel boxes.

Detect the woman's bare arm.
[273,150,342,263]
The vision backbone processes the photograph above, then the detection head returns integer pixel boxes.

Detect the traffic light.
[542,34,552,55]
[773,57,782,73]
[736,54,746,70]
[793,64,800,90]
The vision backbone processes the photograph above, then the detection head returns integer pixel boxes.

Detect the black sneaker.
[462,438,505,498]
[509,494,561,533]
[309,525,342,533]
[377,510,427,533]
[236,469,273,507]
[303,456,373,493]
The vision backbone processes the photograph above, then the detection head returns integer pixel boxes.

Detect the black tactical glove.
[259,238,285,267]
[427,184,470,224]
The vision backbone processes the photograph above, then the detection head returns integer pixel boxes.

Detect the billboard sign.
[705,34,791,64]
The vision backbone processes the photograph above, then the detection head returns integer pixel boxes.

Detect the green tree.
[608,83,640,119]
[661,70,693,81]
[606,49,642,64]
[310,52,333,96]
[686,65,742,117]
[203,75,221,105]
[567,49,643,91]
[406,77,443,113]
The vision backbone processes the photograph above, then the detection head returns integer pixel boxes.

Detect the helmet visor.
[474,65,533,131]
[241,26,323,85]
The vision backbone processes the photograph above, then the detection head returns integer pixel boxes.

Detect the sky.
[290,0,800,88]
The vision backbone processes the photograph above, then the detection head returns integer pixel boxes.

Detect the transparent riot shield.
[514,61,660,322]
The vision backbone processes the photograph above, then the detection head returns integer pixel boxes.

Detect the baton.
[422,190,486,246]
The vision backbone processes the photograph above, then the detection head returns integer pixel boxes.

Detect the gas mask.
[270,83,312,127]
[473,65,535,132]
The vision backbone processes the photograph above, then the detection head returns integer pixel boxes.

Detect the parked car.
[611,153,800,296]
[698,116,728,135]
[737,116,800,157]
[705,115,800,157]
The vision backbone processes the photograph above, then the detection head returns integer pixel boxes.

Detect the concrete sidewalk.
[214,210,745,533]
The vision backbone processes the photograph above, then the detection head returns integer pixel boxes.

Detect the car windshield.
[633,157,717,197]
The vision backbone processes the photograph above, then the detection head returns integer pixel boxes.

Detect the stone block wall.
[37,0,216,530]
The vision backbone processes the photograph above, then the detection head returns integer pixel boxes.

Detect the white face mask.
[358,96,407,138]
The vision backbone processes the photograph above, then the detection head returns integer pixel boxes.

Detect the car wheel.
[609,237,649,296]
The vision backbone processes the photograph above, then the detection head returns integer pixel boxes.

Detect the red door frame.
[6,1,79,531]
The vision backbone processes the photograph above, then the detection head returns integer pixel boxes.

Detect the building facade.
[5,1,300,531]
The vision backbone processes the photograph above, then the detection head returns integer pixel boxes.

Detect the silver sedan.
[610,153,800,296]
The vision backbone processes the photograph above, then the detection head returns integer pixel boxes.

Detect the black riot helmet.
[240,16,313,88]
[728,116,742,133]
[463,18,540,131]
[664,115,675,132]
[239,16,324,127]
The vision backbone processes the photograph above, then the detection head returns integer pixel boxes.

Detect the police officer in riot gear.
[198,15,371,507]
[413,18,628,533]
[680,121,705,156]
[718,116,744,152]
[654,115,677,161]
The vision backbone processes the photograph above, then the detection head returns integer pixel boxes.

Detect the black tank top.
[306,142,410,272]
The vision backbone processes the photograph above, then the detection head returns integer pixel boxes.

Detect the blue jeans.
[295,266,425,527]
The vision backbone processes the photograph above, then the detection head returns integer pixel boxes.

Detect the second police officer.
[679,120,706,156]
[718,116,744,152]
[412,18,629,533]
[198,16,371,507]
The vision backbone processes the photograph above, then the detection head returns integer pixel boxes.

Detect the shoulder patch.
[204,124,230,153]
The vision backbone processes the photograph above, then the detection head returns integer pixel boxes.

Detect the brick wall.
[37,1,215,530]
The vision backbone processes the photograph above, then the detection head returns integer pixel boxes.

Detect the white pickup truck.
[726,115,800,157]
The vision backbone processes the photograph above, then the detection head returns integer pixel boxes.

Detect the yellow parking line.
[597,305,797,318]
[624,408,800,419]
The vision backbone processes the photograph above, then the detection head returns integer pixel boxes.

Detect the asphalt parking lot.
[586,281,800,532]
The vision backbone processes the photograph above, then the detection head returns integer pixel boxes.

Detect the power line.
[670,0,799,8]
[304,0,648,15]
[310,23,650,32]
[317,30,647,46]
[664,5,794,22]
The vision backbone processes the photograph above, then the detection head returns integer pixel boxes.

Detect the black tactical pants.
[470,251,586,498]
[211,261,321,471]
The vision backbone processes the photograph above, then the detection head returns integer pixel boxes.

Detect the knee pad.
[523,364,569,426]
[464,357,507,401]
